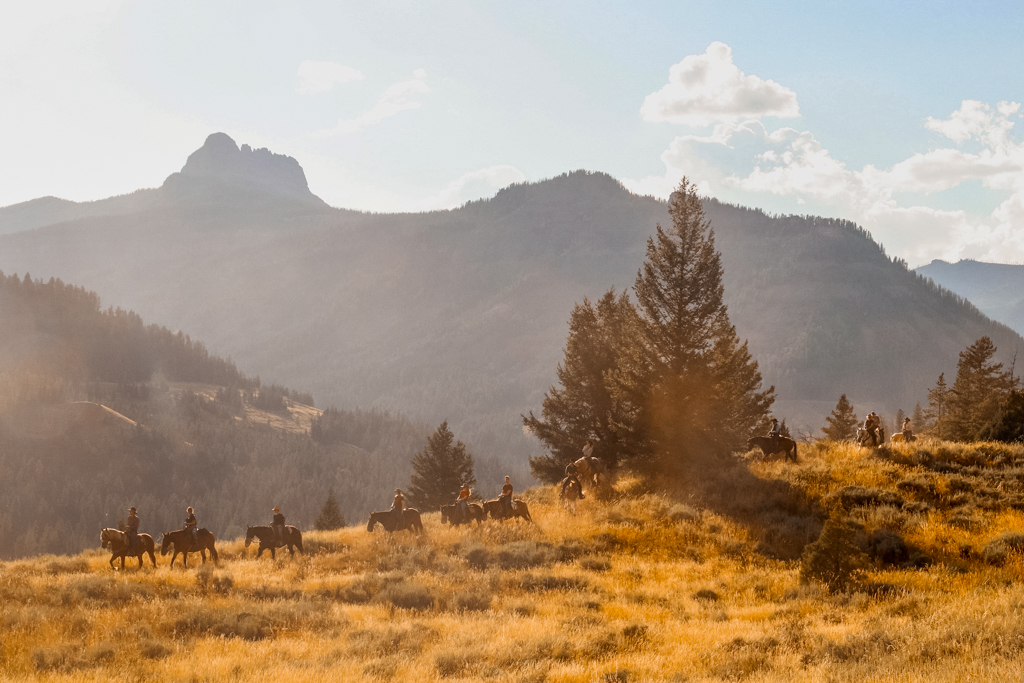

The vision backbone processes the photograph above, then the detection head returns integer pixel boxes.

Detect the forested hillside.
[1,134,1020,455]
[0,273,485,559]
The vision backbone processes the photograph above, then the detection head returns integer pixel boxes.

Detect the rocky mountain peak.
[167,133,323,204]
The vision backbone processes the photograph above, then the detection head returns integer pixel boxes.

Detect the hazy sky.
[2,0,1023,265]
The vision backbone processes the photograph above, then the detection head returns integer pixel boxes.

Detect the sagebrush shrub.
[800,517,867,591]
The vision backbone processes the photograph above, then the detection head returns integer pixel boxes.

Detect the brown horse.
[366,509,424,534]
[440,503,485,526]
[746,436,798,462]
[245,525,304,559]
[101,528,157,570]
[560,479,582,513]
[573,456,604,487]
[891,432,916,443]
[160,528,219,568]
[483,498,533,522]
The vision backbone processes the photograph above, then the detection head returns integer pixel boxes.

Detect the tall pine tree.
[925,373,949,437]
[525,290,638,482]
[611,178,774,473]
[946,337,1016,441]
[406,421,476,509]
[822,394,858,440]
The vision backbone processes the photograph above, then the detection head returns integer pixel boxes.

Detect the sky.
[2,0,1023,266]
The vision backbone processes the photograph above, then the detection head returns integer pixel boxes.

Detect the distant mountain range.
[916,259,1024,338]
[2,133,1021,458]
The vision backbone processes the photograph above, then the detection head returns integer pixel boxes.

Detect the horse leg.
[149,550,157,568]
[200,549,207,565]
[182,551,189,569]
[170,551,177,568]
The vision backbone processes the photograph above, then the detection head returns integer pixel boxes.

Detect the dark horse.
[483,498,533,522]
[160,528,219,568]
[245,525,304,559]
[101,528,157,570]
[366,509,424,534]
[747,436,798,462]
[560,479,582,513]
[440,503,485,526]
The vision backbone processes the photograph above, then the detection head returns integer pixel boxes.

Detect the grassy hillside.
[3,440,1024,682]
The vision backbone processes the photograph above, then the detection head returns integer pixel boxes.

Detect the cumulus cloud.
[628,91,1024,264]
[640,42,799,127]
[316,70,429,136]
[422,165,526,210]
[296,60,363,95]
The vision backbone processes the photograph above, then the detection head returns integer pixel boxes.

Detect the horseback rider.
[865,412,881,446]
[184,507,198,546]
[767,418,782,449]
[902,416,913,440]
[126,507,139,553]
[272,506,286,547]
[499,476,514,516]
[456,483,470,522]
[561,459,584,500]
[391,489,406,529]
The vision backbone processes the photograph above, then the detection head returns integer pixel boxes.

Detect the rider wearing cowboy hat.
[499,476,514,516]
[272,506,286,547]
[455,484,470,522]
[184,507,198,545]
[126,507,140,552]
[391,489,406,528]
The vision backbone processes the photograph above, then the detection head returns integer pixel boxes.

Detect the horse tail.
[295,531,304,554]
[791,440,798,463]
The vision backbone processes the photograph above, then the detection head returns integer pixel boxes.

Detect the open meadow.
[3,439,1024,682]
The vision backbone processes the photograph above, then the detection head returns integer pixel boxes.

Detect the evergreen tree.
[406,421,476,509]
[822,394,858,440]
[314,488,346,531]
[911,402,925,432]
[946,337,1016,441]
[611,178,774,473]
[978,390,1024,443]
[925,373,949,437]
[525,290,638,483]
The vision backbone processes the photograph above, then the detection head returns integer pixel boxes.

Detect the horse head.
[440,506,450,524]
[160,533,171,555]
[366,515,377,532]
[244,525,254,548]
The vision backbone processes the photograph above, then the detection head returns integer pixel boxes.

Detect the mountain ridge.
[1,137,1021,457]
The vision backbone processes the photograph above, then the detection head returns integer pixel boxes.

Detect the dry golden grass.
[4,440,1024,682]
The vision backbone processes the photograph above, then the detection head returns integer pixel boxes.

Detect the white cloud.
[296,60,363,95]
[628,91,1024,264]
[640,42,799,127]
[317,70,430,136]
[421,165,526,210]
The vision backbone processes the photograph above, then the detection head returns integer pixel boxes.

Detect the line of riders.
[110,440,607,565]
[113,416,911,563]
[759,412,915,453]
